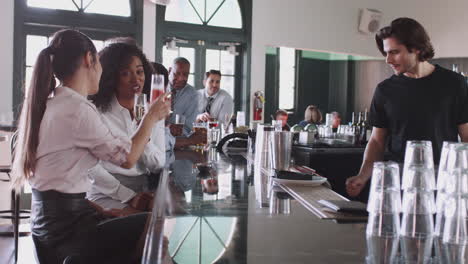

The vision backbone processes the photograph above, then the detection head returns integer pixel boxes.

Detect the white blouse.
[30,86,131,193]
[87,95,166,203]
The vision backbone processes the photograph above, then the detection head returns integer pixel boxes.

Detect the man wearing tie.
[168,57,199,135]
[196,70,234,123]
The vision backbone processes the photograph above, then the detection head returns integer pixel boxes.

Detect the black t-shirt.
[369,64,468,163]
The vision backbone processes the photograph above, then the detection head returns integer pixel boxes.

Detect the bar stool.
[0,131,31,262]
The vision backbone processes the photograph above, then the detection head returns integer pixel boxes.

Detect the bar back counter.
[292,139,370,202]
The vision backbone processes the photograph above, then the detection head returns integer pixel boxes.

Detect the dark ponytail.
[12,29,97,188]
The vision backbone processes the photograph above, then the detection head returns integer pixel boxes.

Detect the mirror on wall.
[263,46,387,126]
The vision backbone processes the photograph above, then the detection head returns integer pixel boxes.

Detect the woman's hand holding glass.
[146,93,171,122]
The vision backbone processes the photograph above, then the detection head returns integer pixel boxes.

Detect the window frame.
[155,0,251,120]
[164,0,243,29]
[13,0,143,115]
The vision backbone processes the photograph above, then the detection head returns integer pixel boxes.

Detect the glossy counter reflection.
[144,148,371,263]
[143,148,248,264]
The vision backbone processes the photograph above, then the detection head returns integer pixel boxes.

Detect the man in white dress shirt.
[196,70,234,123]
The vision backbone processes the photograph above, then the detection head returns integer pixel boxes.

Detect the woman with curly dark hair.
[87,41,168,214]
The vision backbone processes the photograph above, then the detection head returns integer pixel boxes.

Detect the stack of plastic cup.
[431,144,468,264]
[366,161,401,237]
[434,141,457,237]
[441,143,468,245]
[400,141,436,238]
[399,141,436,264]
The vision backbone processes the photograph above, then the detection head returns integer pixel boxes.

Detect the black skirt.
[31,189,148,264]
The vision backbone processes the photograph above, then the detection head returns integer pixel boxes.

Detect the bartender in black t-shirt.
[346,17,468,198]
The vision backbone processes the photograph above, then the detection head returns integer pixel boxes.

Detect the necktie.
[205,97,214,114]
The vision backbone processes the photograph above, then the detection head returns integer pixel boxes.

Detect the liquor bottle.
[351,112,359,135]
[364,110,372,142]
[359,112,367,144]
[357,112,363,136]
[350,112,356,127]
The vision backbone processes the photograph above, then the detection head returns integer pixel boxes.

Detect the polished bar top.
[143,149,462,263]
[143,148,369,263]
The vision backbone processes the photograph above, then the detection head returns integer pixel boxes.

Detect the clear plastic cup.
[175,114,186,125]
[370,161,400,192]
[435,191,448,237]
[401,165,436,191]
[434,236,467,264]
[443,168,468,195]
[403,140,434,170]
[400,213,434,238]
[401,190,436,215]
[446,143,468,175]
[442,195,468,245]
[272,120,282,132]
[367,190,401,214]
[437,141,457,191]
[207,128,220,147]
[400,236,433,264]
[366,212,400,237]
[365,235,399,264]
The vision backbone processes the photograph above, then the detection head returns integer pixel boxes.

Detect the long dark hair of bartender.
[11,29,170,263]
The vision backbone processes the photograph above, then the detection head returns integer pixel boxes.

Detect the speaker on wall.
[358,8,383,34]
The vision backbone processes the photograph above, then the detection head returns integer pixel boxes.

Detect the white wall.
[397,0,468,58]
[250,0,468,120]
[0,0,14,115]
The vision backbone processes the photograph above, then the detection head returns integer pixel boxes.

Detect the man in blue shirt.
[167,57,205,148]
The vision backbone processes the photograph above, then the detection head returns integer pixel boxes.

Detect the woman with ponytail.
[11,29,170,263]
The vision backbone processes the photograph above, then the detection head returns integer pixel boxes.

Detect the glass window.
[207,0,242,29]
[220,50,235,75]
[162,46,196,87]
[206,0,224,21]
[165,0,203,25]
[162,47,179,69]
[27,0,131,17]
[205,49,219,72]
[222,76,235,99]
[25,35,106,95]
[205,49,235,98]
[26,35,48,66]
[25,35,48,94]
[27,0,76,11]
[278,47,296,110]
[165,0,242,29]
[85,0,131,17]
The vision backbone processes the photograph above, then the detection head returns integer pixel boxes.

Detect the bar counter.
[143,148,368,263]
[142,148,468,263]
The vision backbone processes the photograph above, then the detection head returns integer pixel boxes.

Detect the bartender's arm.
[346,127,388,197]
[459,123,468,142]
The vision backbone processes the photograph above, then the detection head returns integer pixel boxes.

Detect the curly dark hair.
[376,17,435,62]
[90,42,153,112]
